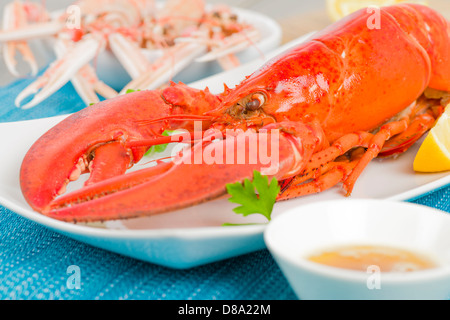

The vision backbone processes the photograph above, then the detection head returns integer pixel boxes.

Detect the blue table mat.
[0,75,449,300]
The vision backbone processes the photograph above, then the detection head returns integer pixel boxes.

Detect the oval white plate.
[1,34,449,269]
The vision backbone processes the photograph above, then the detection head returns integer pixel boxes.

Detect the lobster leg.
[278,148,365,200]
[278,160,357,200]
[277,128,373,198]
[343,119,416,195]
[303,132,373,174]
[277,131,372,198]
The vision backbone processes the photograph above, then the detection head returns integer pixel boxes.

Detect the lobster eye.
[246,99,260,111]
[245,93,265,111]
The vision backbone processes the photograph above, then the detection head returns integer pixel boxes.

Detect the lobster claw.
[37,121,325,222]
[19,84,222,217]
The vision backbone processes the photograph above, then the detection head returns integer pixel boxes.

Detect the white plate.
[1,35,449,269]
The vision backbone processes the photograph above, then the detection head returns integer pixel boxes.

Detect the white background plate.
[0,35,449,269]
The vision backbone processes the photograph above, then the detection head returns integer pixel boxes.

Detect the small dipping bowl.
[264,199,450,300]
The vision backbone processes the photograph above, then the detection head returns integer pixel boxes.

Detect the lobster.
[19,3,449,222]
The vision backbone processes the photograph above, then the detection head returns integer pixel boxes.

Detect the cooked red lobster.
[20,4,449,222]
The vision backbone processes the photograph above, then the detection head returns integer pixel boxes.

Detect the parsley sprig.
[125,88,141,93]
[224,171,280,226]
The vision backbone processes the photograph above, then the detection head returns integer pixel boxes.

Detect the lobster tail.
[384,3,450,91]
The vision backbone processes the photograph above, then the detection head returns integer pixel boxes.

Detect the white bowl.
[264,199,450,300]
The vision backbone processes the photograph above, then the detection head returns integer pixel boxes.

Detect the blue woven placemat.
[0,76,449,300]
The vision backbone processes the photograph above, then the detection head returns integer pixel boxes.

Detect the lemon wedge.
[326,0,428,21]
[413,109,450,173]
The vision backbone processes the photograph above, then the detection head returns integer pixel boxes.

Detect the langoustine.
[0,0,260,109]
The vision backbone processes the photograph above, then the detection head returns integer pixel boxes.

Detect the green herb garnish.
[224,170,280,225]
[125,88,141,94]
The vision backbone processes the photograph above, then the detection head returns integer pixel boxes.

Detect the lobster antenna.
[126,131,204,148]
[136,114,214,126]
